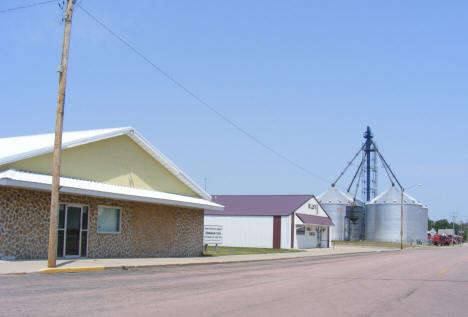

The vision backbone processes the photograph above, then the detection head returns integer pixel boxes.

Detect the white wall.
[296,225,329,249]
[296,225,318,248]
[295,197,329,217]
[204,215,273,248]
[280,215,291,249]
[292,197,331,249]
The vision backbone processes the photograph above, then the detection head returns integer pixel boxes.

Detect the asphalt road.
[1,246,467,317]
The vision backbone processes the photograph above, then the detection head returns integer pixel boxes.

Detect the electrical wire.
[379,153,395,187]
[353,161,363,201]
[0,0,56,13]
[346,146,366,193]
[371,140,403,189]
[332,143,365,187]
[76,4,330,184]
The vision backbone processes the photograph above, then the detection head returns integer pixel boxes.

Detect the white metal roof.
[0,127,211,200]
[367,186,421,205]
[317,186,354,204]
[0,169,223,210]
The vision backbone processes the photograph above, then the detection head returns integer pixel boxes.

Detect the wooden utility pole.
[400,188,404,250]
[47,0,75,268]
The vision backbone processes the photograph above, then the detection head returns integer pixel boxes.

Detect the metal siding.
[280,216,290,249]
[346,205,366,241]
[321,203,347,241]
[365,204,376,240]
[367,203,427,244]
[204,215,273,248]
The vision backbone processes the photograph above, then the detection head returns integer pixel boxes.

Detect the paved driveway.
[1,246,466,316]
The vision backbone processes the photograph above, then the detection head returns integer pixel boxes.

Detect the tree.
[428,218,434,230]
[434,219,450,231]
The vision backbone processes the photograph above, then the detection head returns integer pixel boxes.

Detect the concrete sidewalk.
[0,245,398,274]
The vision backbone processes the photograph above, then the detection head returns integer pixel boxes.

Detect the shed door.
[273,216,281,249]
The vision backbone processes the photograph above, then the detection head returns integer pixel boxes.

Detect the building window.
[98,206,121,233]
[296,225,305,235]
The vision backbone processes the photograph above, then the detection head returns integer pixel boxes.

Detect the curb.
[39,266,104,274]
[103,249,399,271]
[2,248,399,275]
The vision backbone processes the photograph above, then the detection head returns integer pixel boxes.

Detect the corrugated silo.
[317,187,353,241]
[365,186,427,244]
[421,205,429,243]
[346,204,365,241]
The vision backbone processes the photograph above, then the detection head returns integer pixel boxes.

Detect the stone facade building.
[0,127,222,259]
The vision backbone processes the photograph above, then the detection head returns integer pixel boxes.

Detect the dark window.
[296,225,305,235]
[58,204,66,229]
[82,206,88,230]
[57,230,64,257]
[81,231,87,257]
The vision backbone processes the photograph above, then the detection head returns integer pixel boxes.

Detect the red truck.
[432,234,450,246]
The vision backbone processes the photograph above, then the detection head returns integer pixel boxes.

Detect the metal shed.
[205,195,334,249]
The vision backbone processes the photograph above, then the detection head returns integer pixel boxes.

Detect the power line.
[76,4,330,184]
[0,0,56,13]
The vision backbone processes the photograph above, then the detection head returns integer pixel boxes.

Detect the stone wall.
[0,187,204,259]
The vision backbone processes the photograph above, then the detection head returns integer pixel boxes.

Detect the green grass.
[203,246,304,256]
[331,240,413,248]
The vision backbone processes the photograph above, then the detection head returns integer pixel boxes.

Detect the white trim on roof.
[0,127,211,200]
[126,130,210,200]
[0,169,223,211]
[367,186,421,205]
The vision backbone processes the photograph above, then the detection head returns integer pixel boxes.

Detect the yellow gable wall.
[1,135,199,198]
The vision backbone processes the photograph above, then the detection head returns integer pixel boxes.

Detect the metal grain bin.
[317,187,353,241]
[420,205,429,244]
[346,205,366,241]
[366,186,426,244]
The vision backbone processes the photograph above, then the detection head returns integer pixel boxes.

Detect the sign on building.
[204,225,223,245]
[438,229,455,235]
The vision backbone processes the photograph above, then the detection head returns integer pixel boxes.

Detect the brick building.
[0,127,222,259]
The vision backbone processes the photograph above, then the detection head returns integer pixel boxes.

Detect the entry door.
[316,227,322,248]
[57,204,89,258]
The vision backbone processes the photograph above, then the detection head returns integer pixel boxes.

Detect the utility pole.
[400,187,404,250]
[451,212,456,247]
[364,126,373,202]
[47,0,75,268]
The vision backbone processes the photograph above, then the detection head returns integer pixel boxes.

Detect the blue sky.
[1,1,467,221]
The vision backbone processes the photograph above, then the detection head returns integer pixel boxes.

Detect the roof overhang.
[0,169,223,211]
[296,213,334,226]
[0,127,212,201]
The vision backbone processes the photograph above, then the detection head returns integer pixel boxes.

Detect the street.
[1,247,467,317]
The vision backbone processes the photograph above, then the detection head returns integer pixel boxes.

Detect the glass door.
[57,204,88,258]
